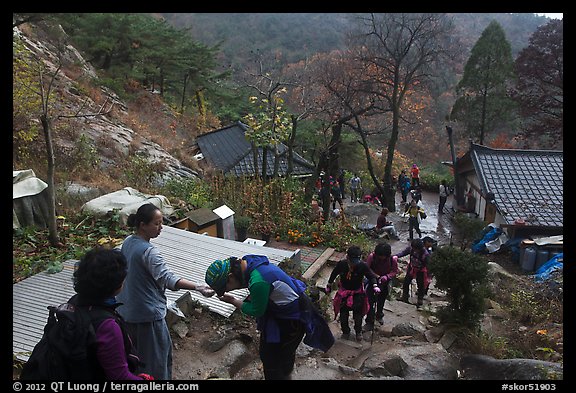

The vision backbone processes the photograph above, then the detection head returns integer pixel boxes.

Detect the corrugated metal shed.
[13,225,297,362]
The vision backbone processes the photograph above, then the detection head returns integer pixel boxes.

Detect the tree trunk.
[41,114,60,246]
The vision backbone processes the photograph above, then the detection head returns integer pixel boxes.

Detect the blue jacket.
[244,255,334,352]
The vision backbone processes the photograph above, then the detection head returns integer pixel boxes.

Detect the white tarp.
[81,187,174,225]
[13,169,47,199]
[13,170,50,229]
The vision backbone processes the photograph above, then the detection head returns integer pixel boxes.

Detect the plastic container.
[535,248,550,271]
[521,246,537,272]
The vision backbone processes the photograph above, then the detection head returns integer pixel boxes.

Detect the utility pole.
[446,126,463,207]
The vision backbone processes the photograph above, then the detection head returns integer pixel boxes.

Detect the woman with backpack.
[395,239,431,310]
[20,248,155,380]
[72,248,155,380]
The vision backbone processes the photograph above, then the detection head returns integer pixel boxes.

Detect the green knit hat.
[205,258,231,295]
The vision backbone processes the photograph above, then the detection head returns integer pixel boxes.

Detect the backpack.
[20,299,140,380]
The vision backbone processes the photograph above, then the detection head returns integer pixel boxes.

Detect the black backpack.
[20,300,140,380]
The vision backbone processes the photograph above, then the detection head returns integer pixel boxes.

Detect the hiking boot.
[363,323,374,332]
[376,316,384,325]
[398,296,410,304]
[356,333,363,342]
[341,332,351,340]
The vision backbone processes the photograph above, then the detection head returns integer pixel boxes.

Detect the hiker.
[325,246,380,342]
[404,199,426,240]
[116,203,215,380]
[410,163,420,188]
[410,186,423,204]
[72,248,154,380]
[395,238,431,309]
[398,170,411,204]
[438,179,449,214]
[331,179,344,210]
[205,255,334,380]
[363,242,398,332]
[349,173,362,203]
[458,188,477,214]
[375,207,400,240]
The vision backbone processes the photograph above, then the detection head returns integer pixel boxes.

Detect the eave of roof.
[469,143,563,227]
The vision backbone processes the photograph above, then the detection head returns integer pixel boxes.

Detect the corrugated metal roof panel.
[13,225,296,362]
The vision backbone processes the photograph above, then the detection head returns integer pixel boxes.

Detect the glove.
[373,285,381,294]
[325,284,332,293]
[195,283,216,297]
[379,275,389,284]
[138,373,154,380]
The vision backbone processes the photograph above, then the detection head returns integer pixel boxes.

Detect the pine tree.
[450,20,517,145]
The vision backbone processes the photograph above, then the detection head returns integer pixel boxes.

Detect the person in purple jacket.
[71,247,154,380]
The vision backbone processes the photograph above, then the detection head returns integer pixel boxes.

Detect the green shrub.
[429,245,490,328]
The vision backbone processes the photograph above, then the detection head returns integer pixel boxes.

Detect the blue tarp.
[471,227,503,254]
[534,253,563,282]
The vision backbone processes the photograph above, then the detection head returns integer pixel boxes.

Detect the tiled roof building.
[196,121,314,177]
[456,143,563,236]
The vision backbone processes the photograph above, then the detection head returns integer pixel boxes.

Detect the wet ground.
[343,189,458,253]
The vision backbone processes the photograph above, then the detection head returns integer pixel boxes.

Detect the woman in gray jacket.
[116,203,214,379]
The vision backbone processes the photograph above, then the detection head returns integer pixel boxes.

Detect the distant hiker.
[349,173,362,203]
[206,255,334,380]
[117,203,215,380]
[331,180,344,210]
[438,179,448,214]
[410,186,423,204]
[395,238,430,309]
[363,242,398,332]
[458,188,477,214]
[410,164,420,188]
[398,170,411,204]
[404,199,426,240]
[326,246,379,342]
[375,208,400,240]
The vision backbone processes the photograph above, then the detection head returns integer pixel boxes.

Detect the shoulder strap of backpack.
[84,305,142,372]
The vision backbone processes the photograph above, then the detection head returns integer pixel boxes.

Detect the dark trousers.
[365,283,389,323]
[439,195,447,213]
[339,293,365,335]
[408,217,421,239]
[259,319,305,380]
[402,269,425,303]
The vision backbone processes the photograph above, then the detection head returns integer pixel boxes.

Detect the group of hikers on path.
[24,162,452,381]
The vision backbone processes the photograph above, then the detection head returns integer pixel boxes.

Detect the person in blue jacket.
[205,255,334,380]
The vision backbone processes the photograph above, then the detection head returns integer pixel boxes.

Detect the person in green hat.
[206,254,334,380]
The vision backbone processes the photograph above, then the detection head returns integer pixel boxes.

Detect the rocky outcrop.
[15,24,200,186]
[459,354,563,380]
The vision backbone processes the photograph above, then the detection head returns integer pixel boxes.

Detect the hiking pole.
[370,296,377,345]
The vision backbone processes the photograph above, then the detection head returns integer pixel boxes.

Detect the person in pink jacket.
[363,242,398,331]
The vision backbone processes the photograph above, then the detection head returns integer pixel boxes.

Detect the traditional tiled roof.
[196,121,314,177]
[469,143,563,227]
